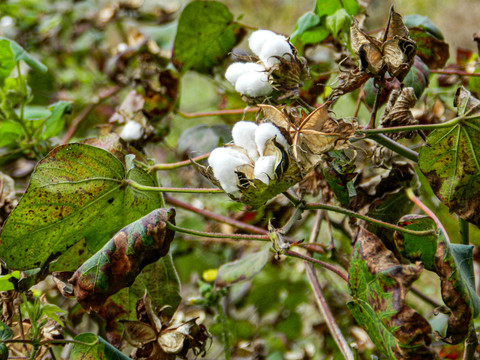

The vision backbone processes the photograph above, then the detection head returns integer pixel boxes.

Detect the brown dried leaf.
[385,6,410,40]
[329,68,370,100]
[122,320,158,347]
[380,87,418,140]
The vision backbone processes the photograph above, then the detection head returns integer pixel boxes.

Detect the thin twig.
[177,107,259,118]
[305,264,354,360]
[126,180,223,194]
[463,325,478,360]
[359,116,461,135]
[148,153,210,172]
[366,134,419,162]
[431,69,480,77]
[61,85,121,144]
[286,250,348,282]
[366,80,384,129]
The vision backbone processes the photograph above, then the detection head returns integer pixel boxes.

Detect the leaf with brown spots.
[69,208,176,312]
[419,87,480,227]
[347,228,435,359]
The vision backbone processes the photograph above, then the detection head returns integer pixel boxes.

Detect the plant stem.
[366,80,384,129]
[126,180,223,194]
[305,264,354,360]
[463,325,478,360]
[366,134,419,162]
[430,69,480,77]
[405,188,450,243]
[166,221,270,242]
[305,202,436,237]
[359,116,461,135]
[177,107,258,118]
[214,303,231,360]
[286,250,348,282]
[148,153,210,172]
[459,218,469,245]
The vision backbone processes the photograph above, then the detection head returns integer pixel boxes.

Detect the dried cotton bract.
[225,29,308,99]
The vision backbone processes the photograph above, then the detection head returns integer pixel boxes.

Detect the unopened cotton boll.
[259,36,293,68]
[248,29,280,56]
[225,62,265,86]
[255,122,289,156]
[254,155,276,184]
[232,121,259,161]
[120,121,144,142]
[208,147,250,194]
[235,71,273,97]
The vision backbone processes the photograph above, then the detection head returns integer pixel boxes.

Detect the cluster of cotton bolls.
[208,121,289,196]
[225,30,294,97]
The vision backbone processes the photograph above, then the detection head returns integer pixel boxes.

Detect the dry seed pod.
[69,208,176,312]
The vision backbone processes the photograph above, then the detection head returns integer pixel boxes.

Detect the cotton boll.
[254,155,276,184]
[255,122,289,156]
[235,71,273,97]
[225,62,264,86]
[232,121,259,161]
[259,36,293,68]
[120,121,144,142]
[208,147,250,193]
[248,30,279,56]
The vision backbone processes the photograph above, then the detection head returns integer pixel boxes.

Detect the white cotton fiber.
[259,36,293,68]
[232,121,259,161]
[225,62,265,86]
[120,121,144,142]
[208,147,250,194]
[235,71,273,97]
[254,155,276,184]
[248,30,279,56]
[255,122,289,156]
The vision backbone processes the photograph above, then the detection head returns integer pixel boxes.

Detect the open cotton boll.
[225,62,265,86]
[208,147,250,194]
[120,121,144,142]
[248,29,280,56]
[232,121,259,161]
[254,155,276,184]
[259,36,293,68]
[255,122,289,156]
[235,71,273,97]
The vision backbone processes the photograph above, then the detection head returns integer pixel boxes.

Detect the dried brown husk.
[380,87,418,140]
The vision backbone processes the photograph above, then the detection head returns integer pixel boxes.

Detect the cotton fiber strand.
[255,122,289,156]
[235,71,273,97]
[248,29,280,56]
[120,121,144,142]
[208,147,250,194]
[254,155,276,184]
[225,62,265,86]
[232,121,259,161]
[260,37,293,68]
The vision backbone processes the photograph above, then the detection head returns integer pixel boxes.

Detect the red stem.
[430,69,480,77]
[177,107,259,118]
[286,250,348,282]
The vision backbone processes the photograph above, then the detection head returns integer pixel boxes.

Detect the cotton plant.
[225,29,309,99]
[201,120,301,208]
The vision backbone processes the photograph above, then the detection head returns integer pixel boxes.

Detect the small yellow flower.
[202,269,218,283]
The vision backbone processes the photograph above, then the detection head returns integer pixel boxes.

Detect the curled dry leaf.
[348,228,435,359]
[394,215,480,344]
[260,103,358,173]
[329,67,370,101]
[380,87,418,140]
[69,208,176,312]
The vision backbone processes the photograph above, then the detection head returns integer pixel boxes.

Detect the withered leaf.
[329,67,370,100]
[350,19,385,76]
[419,87,480,227]
[408,27,449,69]
[380,87,418,140]
[260,103,357,173]
[394,216,480,344]
[69,208,176,312]
[122,320,158,347]
[348,228,435,359]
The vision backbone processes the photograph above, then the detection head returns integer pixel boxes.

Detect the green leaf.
[215,245,270,287]
[172,1,244,74]
[322,150,357,204]
[290,12,321,41]
[0,144,162,270]
[137,253,182,318]
[291,12,329,46]
[315,0,342,17]
[0,120,24,147]
[0,271,20,291]
[419,87,480,228]
[0,40,15,85]
[348,228,435,358]
[404,15,444,40]
[0,343,7,360]
[0,322,13,341]
[2,37,47,73]
[326,9,350,38]
[71,333,130,360]
[343,0,360,16]
[41,101,72,140]
[41,304,67,327]
[404,56,430,99]
[394,215,437,270]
